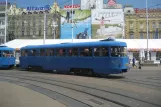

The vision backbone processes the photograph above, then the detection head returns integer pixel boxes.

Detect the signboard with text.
[27,5,51,11]
[64,4,80,9]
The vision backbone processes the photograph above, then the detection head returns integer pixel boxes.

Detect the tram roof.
[21,41,126,49]
[0,46,14,51]
[2,39,161,51]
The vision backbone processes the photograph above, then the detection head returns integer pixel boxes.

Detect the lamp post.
[43,12,46,44]
[146,0,150,61]
[4,0,8,44]
[71,0,74,43]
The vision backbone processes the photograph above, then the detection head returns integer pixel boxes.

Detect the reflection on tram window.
[45,49,54,56]
[56,48,66,56]
[68,48,78,56]
[94,47,108,57]
[80,48,92,57]
[111,46,127,57]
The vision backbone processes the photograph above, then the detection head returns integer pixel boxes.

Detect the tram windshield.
[111,46,127,57]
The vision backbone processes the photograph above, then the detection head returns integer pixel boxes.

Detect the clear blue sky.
[0,0,161,8]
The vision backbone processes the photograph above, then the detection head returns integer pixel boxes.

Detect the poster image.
[91,9,124,39]
[60,9,91,39]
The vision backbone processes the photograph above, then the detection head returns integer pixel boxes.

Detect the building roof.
[2,39,161,51]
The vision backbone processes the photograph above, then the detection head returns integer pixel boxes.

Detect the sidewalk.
[0,81,66,107]
[129,65,161,70]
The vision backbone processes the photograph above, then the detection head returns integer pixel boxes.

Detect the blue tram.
[0,46,16,69]
[19,39,129,75]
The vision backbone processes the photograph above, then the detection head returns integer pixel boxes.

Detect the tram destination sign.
[27,5,51,11]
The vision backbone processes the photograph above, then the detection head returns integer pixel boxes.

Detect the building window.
[152,22,156,28]
[140,33,144,39]
[140,23,144,29]
[159,22,161,28]
[153,33,157,39]
[130,23,134,29]
[130,34,134,39]
[159,33,161,39]
[22,31,24,36]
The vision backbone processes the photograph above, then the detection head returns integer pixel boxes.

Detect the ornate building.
[7,1,61,41]
[124,6,161,39]
[0,2,10,44]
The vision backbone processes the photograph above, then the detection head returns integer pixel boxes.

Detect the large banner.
[91,9,124,39]
[60,9,91,39]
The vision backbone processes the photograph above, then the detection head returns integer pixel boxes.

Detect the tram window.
[21,50,25,56]
[9,51,14,57]
[49,49,54,56]
[111,46,127,57]
[45,49,54,56]
[21,50,28,57]
[27,50,35,56]
[68,48,78,56]
[121,47,128,57]
[111,47,120,57]
[94,47,109,57]
[29,49,38,56]
[40,49,45,56]
[56,49,66,56]
[25,50,28,56]
[80,48,92,57]
[1,51,14,57]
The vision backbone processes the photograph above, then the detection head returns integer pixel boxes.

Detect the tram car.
[0,46,16,69]
[19,39,129,75]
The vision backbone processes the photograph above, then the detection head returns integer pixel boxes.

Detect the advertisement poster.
[91,9,124,39]
[60,9,91,39]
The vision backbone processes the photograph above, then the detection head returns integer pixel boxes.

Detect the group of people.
[130,57,142,69]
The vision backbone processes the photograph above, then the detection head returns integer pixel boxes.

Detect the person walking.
[138,59,141,69]
[132,57,137,68]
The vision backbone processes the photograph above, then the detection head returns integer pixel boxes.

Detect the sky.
[0,0,161,8]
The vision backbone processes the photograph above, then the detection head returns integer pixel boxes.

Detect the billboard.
[91,9,124,39]
[60,9,91,39]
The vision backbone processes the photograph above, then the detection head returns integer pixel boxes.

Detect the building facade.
[7,2,61,41]
[0,11,5,44]
[0,2,10,44]
[124,6,161,39]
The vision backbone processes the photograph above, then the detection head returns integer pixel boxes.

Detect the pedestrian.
[132,57,137,68]
[138,59,141,69]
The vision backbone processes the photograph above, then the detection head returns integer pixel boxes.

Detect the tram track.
[0,73,160,107]
[114,77,161,90]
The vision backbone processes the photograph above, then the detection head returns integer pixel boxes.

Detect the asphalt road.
[0,67,161,107]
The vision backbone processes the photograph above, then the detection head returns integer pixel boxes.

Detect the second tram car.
[0,46,16,69]
[20,39,129,75]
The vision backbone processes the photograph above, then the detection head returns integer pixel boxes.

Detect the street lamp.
[4,0,8,44]
[72,0,74,43]
[43,11,47,44]
[146,0,150,61]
